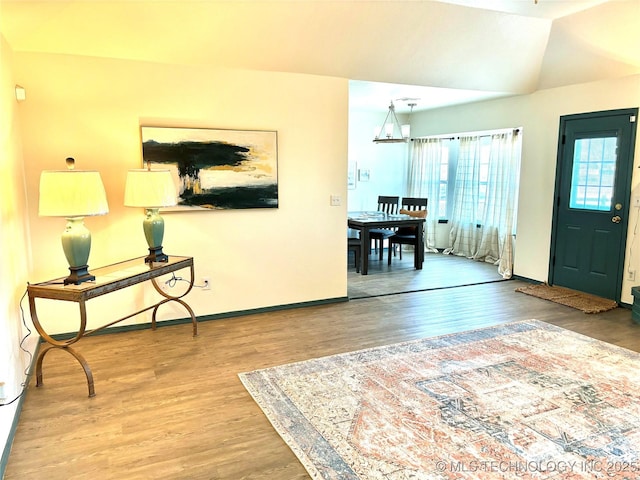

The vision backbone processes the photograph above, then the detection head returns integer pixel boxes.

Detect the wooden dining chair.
[347,227,362,272]
[387,197,428,265]
[369,195,399,260]
[348,237,362,273]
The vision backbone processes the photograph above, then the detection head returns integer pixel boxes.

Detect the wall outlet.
[634,196,640,208]
[202,277,211,290]
[0,382,6,404]
[330,194,341,206]
[628,270,636,281]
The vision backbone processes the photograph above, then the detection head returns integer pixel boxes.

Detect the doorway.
[550,108,638,301]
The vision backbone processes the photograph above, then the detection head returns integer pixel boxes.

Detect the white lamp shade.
[385,123,394,137]
[124,169,177,208]
[39,170,109,217]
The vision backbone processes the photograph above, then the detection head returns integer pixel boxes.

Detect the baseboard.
[196,296,350,323]
[511,274,538,284]
[49,295,350,341]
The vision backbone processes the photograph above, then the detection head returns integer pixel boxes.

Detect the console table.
[27,255,197,397]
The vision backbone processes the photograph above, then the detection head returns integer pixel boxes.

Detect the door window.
[569,136,617,211]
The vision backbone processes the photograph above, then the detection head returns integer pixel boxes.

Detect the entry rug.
[239,320,640,479]
[515,283,618,314]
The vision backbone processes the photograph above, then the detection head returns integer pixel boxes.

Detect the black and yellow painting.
[141,126,278,210]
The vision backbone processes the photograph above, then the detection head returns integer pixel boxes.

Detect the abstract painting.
[140,126,278,210]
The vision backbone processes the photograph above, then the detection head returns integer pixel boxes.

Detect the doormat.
[515,283,618,314]
[239,320,640,479]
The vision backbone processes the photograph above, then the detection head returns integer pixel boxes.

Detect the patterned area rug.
[515,284,618,314]
[239,320,640,479]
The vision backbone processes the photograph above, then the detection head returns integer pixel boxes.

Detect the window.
[408,129,521,269]
[476,138,493,222]
[437,144,449,218]
[426,137,491,221]
[569,136,617,211]
[410,130,521,223]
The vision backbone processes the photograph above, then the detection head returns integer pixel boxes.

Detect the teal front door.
[550,108,637,301]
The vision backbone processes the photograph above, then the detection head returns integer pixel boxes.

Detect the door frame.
[549,108,638,302]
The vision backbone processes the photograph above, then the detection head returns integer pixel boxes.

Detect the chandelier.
[373,101,412,144]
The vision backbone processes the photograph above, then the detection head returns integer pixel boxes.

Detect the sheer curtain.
[407,138,444,252]
[446,131,521,278]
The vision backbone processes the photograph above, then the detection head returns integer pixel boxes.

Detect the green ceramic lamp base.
[143,208,168,263]
[61,216,96,285]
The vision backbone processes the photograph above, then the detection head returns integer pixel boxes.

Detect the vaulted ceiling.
[1,0,638,112]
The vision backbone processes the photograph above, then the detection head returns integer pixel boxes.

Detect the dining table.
[348,211,425,275]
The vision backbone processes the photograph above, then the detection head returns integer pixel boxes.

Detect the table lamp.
[124,167,177,263]
[39,158,110,285]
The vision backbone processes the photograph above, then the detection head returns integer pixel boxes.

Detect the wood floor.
[5,254,640,480]
[348,250,507,298]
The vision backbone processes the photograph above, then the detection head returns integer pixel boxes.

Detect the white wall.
[14,52,350,334]
[0,34,38,467]
[379,75,640,303]
[347,109,409,211]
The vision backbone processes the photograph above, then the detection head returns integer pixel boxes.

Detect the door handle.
[612,215,622,223]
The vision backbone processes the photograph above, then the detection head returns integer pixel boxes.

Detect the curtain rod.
[412,128,520,142]
[411,136,454,141]
[463,128,520,139]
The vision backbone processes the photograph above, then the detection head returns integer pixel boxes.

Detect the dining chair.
[347,228,362,273]
[369,195,399,260]
[387,197,428,265]
[348,237,362,273]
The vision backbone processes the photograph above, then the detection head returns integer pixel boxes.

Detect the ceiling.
[349,80,515,114]
[429,0,610,18]
[350,0,637,112]
[1,0,638,113]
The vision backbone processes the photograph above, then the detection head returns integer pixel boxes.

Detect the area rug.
[239,320,640,479]
[515,283,618,314]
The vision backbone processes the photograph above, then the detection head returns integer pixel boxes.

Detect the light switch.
[15,85,26,102]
